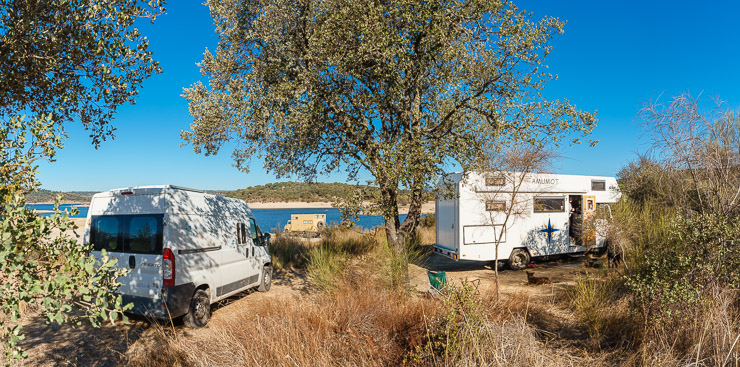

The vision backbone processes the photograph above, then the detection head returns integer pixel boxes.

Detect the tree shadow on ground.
[17,315,150,366]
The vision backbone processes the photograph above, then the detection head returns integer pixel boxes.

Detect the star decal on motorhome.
[539,218,559,244]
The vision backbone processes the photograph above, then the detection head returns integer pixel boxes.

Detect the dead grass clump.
[567,274,636,349]
[269,233,311,273]
[408,283,579,366]
[126,326,195,367]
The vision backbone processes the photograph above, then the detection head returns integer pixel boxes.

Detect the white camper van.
[84,185,272,328]
[434,172,620,270]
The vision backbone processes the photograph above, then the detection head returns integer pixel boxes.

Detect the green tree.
[0,0,163,359]
[183,0,596,250]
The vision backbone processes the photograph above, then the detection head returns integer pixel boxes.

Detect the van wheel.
[509,249,530,270]
[258,265,272,292]
[183,289,210,328]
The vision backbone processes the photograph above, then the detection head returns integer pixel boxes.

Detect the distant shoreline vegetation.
[29,182,432,205]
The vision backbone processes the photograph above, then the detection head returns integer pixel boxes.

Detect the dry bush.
[408,283,589,367]
[126,278,439,367]
[629,289,740,367]
[418,226,435,246]
[566,274,637,350]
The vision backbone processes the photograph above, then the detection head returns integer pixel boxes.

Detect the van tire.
[509,249,530,270]
[258,265,272,292]
[183,289,210,328]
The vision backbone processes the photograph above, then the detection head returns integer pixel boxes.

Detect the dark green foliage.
[627,213,740,324]
[0,0,164,145]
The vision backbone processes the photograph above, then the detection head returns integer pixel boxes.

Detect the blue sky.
[37,1,740,191]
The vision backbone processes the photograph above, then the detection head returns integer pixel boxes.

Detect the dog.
[526,271,552,285]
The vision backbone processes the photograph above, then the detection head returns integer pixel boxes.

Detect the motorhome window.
[534,197,565,213]
[485,176,505,186]
[591,180,606,191]
[486,200,506,211]
[90,214,163,254]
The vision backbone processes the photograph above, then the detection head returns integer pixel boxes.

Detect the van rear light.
[163,248,175,287]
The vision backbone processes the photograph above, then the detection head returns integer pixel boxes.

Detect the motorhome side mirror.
[263,233,271,246]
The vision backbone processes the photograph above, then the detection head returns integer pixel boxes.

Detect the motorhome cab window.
[533,197,565,213]
[591,180,606,191]
[485,176,505,186]
[486,200,506,211]
[90,214,164,254]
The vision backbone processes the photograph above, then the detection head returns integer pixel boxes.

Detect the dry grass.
[627,289,740,366]
[127,277,439,367]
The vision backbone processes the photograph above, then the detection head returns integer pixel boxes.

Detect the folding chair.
[427,270,448,295]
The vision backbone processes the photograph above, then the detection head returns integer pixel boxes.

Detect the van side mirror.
[263,233,271,246]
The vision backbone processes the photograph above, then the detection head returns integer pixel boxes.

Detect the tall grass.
[305,227,377,292]
[127,276,440,366]
[567,275,634,349]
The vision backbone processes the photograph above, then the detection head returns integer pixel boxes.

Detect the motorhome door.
[583,195,597,247]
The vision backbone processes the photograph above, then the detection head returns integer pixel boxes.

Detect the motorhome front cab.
[84,185,272,328]
[434,172,621,270]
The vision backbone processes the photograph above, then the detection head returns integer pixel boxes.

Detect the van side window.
[241,222,248,244]
[591,180,606,191]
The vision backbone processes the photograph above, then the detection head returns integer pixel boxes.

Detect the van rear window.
[91,214,164,254]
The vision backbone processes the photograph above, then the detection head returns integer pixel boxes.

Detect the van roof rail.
[168,185,207,194]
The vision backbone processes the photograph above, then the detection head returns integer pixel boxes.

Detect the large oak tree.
[183,0,597,247]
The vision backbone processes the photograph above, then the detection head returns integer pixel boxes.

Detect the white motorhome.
[85,185,272,328]
[434,172,620,269]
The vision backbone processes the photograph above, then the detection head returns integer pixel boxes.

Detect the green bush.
[626,213,740,325]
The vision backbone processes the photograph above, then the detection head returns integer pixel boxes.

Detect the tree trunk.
[399,185,424,238]
[379,180,402,249]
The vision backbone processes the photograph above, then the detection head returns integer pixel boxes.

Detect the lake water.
[26,204,408,231]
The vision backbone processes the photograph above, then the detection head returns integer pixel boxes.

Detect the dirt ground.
[5,244,609,366]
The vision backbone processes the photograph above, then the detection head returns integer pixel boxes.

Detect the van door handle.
[129,255,136,269]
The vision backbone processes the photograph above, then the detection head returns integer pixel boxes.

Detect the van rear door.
[90,214,165,310]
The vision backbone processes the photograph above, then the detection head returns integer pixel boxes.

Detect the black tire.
[258,265,272,292]
[183,289,210,328]
[509,249,530,270]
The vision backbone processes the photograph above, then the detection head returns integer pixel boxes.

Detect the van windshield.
[91,214,164,254]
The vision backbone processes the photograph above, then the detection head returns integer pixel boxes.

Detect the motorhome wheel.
[183,289,211,328]
[509,249,530,270]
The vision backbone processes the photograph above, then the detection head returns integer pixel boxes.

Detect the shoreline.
[247,201,435,214]
[29,201,437,214]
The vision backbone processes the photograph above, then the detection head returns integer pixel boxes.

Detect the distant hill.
[223,181,431,204]
[26,189,95,204]
[25,182,431,204]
